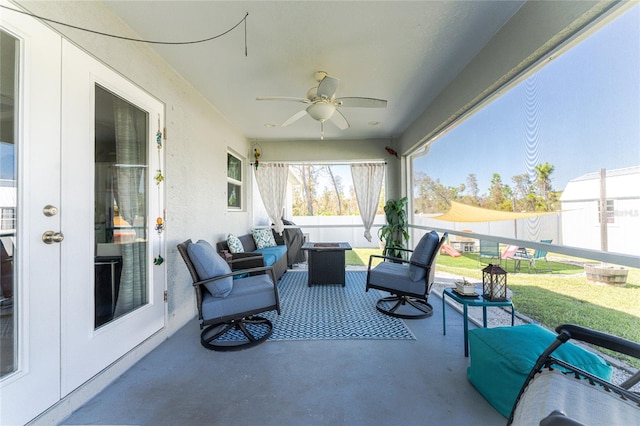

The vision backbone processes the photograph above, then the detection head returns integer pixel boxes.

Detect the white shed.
[560,166,640,256]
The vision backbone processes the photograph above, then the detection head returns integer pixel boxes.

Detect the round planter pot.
[584,264,628,286]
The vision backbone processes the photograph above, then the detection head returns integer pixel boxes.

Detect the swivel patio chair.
[177,239,280,351]
[509,324,640,425]
[365,231,446,319]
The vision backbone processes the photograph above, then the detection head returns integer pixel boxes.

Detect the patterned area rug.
[220,271,415,341]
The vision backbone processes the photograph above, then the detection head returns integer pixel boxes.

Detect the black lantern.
[482,263,508,301]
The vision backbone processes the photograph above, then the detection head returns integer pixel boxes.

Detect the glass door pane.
[0,30,18,378]
[94,85,148,328]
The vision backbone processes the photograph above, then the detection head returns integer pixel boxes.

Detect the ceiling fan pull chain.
[320,122,324,140]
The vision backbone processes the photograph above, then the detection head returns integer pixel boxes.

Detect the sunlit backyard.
[346,247,640,368]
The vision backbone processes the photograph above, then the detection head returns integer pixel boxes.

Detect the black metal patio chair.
[177,239,280,351]
[365,231,446,319]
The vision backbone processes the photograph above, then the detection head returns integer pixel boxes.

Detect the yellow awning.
[431,201,556,222]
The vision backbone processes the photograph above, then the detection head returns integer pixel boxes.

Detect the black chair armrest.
[367,254,413,270]
[229,252,263,259]
[193,265,277,288]
[556,324,640,359]
[382,246,414,258]
[367,253,432,276]
[229,253,265,270]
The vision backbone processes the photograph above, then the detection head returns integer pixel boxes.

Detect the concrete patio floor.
[59,272,510,426]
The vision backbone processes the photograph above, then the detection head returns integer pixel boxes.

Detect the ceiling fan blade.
[281,109,308,127]
[317,76,339,99]
[330,109,350,130]
[336,97,387,108]
[256,96,311,103]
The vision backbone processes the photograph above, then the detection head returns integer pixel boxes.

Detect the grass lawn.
[348,248,640,368]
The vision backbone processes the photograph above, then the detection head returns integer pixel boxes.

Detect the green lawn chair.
[478,240,500,265]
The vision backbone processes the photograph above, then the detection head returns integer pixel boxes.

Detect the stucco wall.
[15,0,253,331]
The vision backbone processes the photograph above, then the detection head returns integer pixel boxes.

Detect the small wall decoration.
[252,143,262,170]
[154,115,166,266]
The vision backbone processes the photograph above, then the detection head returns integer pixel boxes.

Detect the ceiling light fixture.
[306,102,336,122]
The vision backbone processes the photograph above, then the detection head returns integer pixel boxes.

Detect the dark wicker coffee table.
[301,242,352,287]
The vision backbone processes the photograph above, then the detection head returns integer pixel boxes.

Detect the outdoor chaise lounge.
[509,324,640,425]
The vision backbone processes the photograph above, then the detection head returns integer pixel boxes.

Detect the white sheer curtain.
[112,97,147,317]
[255,163,288,234]
[351,163,385,242]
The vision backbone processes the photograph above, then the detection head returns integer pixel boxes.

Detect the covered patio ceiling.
[101,1,526,142]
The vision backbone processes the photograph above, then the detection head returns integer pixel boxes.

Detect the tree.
[486,173,513,211]
[413,172,464,213]
[293,165,318,215]
[511,173,535,211]
[465,173,480,205]
[324,166,343,215]
[534,162,555,200]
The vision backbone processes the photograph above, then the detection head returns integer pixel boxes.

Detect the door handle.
[42,231,64,244]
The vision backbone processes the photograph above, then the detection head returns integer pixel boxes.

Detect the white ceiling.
[103,1,525,142]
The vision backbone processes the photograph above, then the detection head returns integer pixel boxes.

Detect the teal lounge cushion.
[187,240,233,298]
[254,245,287,267]
[467,324,612,418]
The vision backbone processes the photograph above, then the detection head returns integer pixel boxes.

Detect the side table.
[442,287,514,356]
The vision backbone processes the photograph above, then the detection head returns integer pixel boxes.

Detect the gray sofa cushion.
[187,240,233,298]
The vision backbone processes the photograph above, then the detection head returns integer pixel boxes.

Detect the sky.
[414,4,640,194]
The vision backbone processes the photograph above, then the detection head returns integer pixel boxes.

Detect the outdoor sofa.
[216,230,288,281]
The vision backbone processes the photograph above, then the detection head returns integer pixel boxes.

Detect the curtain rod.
[256,161,387,166]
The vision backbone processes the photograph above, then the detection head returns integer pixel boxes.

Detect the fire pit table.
[301,242,352,287]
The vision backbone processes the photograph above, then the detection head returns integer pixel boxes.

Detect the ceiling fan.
[257,71,387,139]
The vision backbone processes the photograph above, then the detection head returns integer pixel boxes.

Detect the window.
[94,84,149,328]
[289,163,385,216]
[227,152,243,210]
[598,199,615,224]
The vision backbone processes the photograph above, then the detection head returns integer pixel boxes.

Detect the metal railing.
[270,221,639,270]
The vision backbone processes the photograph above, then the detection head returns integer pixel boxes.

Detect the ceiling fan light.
[307,102,335,122]
[306,87,318,100]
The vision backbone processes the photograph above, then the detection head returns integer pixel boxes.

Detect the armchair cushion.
[226,234,244,253]
[409,230,439,281]
[252,228,277,249]
[187,240,233,298]
[201,274,276,320]
[368,261,425,295]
